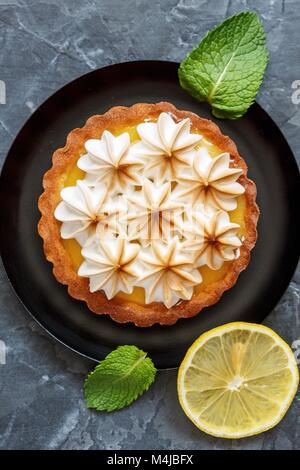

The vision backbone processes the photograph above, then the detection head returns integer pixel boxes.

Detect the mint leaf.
[178,11,269,119]
[84,345,157,411]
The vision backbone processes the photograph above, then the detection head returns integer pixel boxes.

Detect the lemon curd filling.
[60,124,246,306]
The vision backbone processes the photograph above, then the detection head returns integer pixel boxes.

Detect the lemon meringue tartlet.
[38,102,259,327]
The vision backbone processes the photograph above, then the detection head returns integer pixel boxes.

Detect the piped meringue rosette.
[54,111,246,309]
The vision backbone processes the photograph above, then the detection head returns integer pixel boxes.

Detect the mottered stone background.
[0,0,299,450]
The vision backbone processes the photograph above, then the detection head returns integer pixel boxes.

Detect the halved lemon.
[177,322,299,439]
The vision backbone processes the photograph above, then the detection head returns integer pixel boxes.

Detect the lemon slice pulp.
[177,322,299,438]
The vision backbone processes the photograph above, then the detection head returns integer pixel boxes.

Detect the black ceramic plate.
[1,61,299,369]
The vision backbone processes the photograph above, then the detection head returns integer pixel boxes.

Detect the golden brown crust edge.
[38,102,259,327]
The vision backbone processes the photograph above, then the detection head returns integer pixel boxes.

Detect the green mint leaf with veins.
[178,11,268,119]
[84,345,157,411]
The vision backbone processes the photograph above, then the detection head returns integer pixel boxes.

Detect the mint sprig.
[178,11,269,119]
[84,345,157,412]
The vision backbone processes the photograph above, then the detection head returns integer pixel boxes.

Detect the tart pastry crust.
[38,102,259,327]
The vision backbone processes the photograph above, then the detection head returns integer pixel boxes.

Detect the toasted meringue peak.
[54,180,122,245]
[175,148,245,211]
[78,238,140,298]
[137,237,202,308]
[183,210,242,270]
[131,112,202,183]
[125,178,185,243]
[77,130,143,192]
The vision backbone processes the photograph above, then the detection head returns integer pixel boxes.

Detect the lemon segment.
[177,322,299,439]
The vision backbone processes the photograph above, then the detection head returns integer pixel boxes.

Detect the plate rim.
[1,60,300,369]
